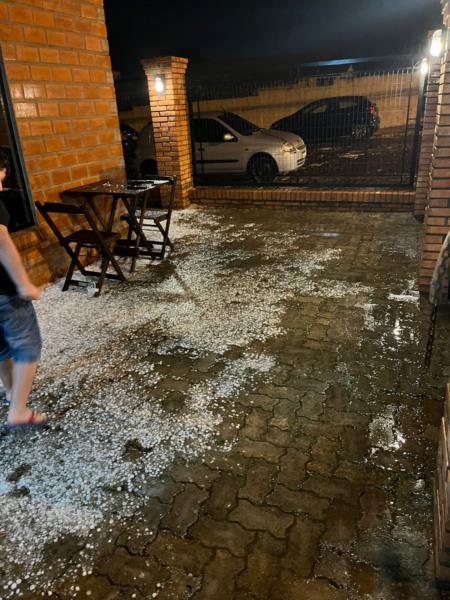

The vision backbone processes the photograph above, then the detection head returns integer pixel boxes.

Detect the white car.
[135,112,307,182]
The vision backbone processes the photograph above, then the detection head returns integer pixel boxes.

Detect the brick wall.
[190,186,415,212]
[0,0,124,285]
[414,57,440,219]
[419,4,450,295]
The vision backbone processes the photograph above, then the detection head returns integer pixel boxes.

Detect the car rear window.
[339,100,359,109]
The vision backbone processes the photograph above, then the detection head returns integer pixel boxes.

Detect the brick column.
[414,55,441,218]
[141,56,193,208]
[420,10,450,295]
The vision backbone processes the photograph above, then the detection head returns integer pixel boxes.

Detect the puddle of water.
[388,292,420,305]
[369,406,406,452]
[312,232,341,239]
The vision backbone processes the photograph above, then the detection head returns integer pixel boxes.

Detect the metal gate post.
[410,66,429,187]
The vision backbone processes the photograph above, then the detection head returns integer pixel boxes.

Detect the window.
[311,104,328,115]
[193,118,231,143]
[0,47,35,233]
[218,112,259,136]
[339,99,359,110]
[303,102,329,115]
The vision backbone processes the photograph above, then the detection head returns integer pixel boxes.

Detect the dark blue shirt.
[0,198,17,295]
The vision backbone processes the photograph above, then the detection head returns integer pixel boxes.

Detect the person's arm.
[0,225,40,300]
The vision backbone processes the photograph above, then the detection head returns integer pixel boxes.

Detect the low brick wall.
[190,187,415,212]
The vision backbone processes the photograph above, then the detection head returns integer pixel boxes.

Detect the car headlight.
[282,142,296,153]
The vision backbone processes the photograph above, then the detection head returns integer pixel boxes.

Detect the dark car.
[120,123,139,158]
[271,96,380,143]
[120,123,139,177]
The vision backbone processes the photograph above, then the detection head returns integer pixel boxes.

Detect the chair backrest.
[36,201,85,215]
[145,176,176,216]
[164,176,176,221]
[35,201,86,245]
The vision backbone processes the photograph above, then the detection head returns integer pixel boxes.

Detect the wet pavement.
[1,208,450,599]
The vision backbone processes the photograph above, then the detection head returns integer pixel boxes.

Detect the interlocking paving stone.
[238,459,278,504]
[237,533,286,600]
[358,487,394,534]
[203,473,243,520]
[267,484,330,520]
[160,483,209,536]
[154,568,201,600]
[190,515,255,556]
[136,476,184,503]
[166,461,219,488]
[280,516,324,577]
[115,498,168,554]
[277,447,309,490]
[271,573,349,600]
[4,210,450,599]
[236,439,285,464]
[145,532,213,575]
[229,499,294,538]
[96,548,166,595]
[55,575,121,600]
[323,498,362,545]
[239,408,269,440]
[301,474,364,505]
[308,436,340,474]
[193,549,245,599]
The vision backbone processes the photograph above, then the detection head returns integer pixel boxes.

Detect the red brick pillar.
[414,55,441,218]
[420,13,450,295]
[141,56,193,208]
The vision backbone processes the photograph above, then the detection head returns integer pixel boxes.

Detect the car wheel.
[351,124,370,139]
[140,159,158,178]
[248,154,278,183]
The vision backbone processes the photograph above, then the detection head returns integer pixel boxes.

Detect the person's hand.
[18,282,41,301]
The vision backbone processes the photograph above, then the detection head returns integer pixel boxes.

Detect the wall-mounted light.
[421,58,429,76]
[154,74,165,94]
[430,29,444,58]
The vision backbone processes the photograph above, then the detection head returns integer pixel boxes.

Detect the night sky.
[104,0,443,77]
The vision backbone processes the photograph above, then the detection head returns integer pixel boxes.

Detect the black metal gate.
[188,64,424,188]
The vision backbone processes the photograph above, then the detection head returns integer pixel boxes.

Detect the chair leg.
[63,243,81,291]
[156,221,174,249]
[155,221,172,260]
[95,237,127,283]
[95,257,110,297]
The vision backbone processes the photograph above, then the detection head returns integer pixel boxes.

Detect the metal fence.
[188,65,425,188]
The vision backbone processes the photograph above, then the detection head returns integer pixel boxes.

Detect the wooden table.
[62,177,175,272]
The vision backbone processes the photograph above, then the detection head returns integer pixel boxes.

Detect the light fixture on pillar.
[154,74,165,94]
[430,29,444,58]
[421,58,429,76]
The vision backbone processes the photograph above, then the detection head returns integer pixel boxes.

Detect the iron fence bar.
[187,63,420,189]
[400,67,414,185]
[409,66,428,187]
[187,95,199,187]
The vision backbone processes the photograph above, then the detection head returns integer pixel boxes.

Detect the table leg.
[122,196,154,270]
[107,196,119,233]
[87,196,108,231]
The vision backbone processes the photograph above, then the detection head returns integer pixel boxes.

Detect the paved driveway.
[0,208,448,599]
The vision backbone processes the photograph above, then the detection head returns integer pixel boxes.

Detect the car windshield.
[219,112,260,135]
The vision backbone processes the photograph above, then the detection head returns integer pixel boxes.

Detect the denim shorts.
[0,295,42,363]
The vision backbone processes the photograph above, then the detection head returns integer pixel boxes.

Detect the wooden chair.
[120,176,176,262]
[36,201,126,296]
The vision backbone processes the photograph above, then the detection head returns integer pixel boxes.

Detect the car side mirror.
[223,133,236,142]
